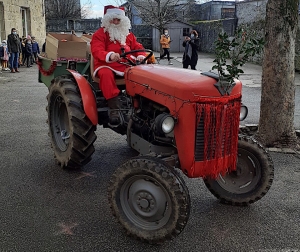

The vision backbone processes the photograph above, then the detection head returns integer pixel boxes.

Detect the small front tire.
[108,156,190,244]
[204,136,274,206]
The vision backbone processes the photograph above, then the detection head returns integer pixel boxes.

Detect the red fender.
[67,69,98,125]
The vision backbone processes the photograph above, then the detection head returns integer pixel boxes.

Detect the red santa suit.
[90,6,146,100]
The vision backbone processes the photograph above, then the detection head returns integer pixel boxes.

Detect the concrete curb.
[240,124,300,155]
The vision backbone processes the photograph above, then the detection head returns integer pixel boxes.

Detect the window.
[221,8,235,19]
[183,28,190,36]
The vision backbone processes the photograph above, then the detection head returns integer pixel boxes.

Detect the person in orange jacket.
[159,29,173,65]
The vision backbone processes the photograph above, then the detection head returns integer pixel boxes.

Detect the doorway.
[0,2,4,42]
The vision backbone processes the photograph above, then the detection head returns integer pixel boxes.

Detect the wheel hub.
[216,150,261,194]
[137,192,155,211]
[51,95,71,151]
[120,175,172,230]
[129,179,167,220]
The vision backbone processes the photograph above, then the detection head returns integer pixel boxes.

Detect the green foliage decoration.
[212,28,265,94]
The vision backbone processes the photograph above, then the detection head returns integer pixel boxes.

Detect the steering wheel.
[119,49,153,66]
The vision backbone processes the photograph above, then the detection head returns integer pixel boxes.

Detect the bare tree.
[111,0,127,6]
[257,0,299,149]
[127,0,195,34]
[45,0,92,20]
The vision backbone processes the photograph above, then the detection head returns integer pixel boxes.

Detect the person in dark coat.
[21,38,27,66]
[7,28,22,73]
[182,30,200,70]
[42,39,46,53]
[24,39,33,67]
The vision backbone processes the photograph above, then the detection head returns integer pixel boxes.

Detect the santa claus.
[90,5,146,126]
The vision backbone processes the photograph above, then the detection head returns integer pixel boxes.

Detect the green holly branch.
[212,28,265,92]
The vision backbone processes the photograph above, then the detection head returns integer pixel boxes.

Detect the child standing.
[0,40,10,71]
[31,36,40,63]
[24,39,33,67]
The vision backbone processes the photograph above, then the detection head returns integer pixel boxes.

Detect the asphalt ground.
[0,55,299,252]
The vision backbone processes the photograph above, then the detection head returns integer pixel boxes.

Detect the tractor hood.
[125,65,242,101]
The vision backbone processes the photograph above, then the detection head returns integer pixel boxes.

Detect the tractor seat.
[90,54,126,85]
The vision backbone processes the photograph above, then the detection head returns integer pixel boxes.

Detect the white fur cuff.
[106,52,114,62]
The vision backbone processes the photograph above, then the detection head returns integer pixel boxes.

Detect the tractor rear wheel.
[46,75,97,169]
[108,156,190,244]
[204,136,274,206]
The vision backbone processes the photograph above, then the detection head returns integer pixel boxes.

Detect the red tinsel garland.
[195,95,241,179]
[37,59,57,76]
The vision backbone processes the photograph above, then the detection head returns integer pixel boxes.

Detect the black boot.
[107,96,121,126]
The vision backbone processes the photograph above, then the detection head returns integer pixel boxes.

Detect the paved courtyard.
[0,55,299,252]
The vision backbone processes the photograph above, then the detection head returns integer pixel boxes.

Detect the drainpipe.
[234,0,238,32]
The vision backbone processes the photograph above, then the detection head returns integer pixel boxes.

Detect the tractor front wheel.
[47,75,97,169]
[204,136,274,206]
[108,156,190,244]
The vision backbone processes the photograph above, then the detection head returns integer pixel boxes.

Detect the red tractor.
[38,49,274,244]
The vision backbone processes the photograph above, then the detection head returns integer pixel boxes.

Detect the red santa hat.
[104,5,125,17]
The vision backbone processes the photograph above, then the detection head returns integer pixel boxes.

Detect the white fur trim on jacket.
[93,66,124,80]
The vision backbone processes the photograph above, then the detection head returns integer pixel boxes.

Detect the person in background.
[26,35,31,64]
[42,39,46,53]
[0,40,10,71]
[182,30,200,70]
[7,28,22,73]
[24,38,33,67]
[159,29,173,65]
[21,38,27,66]
[31,36,40,63]
[18,37,23,66]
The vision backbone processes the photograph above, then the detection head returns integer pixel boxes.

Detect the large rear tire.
[204,136,274,206]
[108,156,190,244]
[46,75,97,169]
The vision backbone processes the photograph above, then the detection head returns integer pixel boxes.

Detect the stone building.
[236,0,300,69]
[0,0,46,46]
[192,0,236,21]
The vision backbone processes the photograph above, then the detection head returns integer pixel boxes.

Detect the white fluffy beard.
[101,14,131,45]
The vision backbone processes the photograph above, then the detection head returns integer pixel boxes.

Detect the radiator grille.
[195,100,238,162]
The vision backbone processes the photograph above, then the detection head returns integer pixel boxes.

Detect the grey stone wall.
[196,1,236,21]
[236,0,267,25]
[295,28,300,71]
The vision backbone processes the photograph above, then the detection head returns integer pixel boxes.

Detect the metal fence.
[193,18,237,53]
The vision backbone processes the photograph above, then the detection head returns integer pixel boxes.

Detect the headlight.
[155,113,175,134]
[161,116,175,133]
[240,103,248,121]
